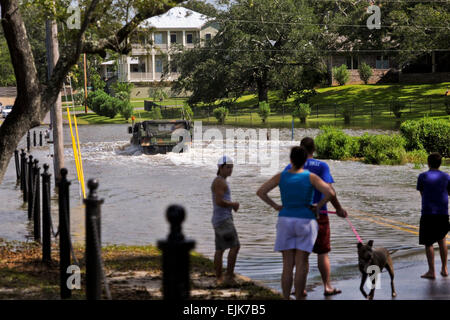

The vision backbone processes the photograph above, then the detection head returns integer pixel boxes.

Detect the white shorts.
[274,216,318,253]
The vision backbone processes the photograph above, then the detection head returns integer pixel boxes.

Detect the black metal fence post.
[58,168,71,299]
[84,179,104,300]
[33,131,36,147]
[157,205,195,300]
[42,164,52,262]
[27,131,30,152]
[20,149,26,192]
[39,131,43,146]
[14,150,20,181]
[33,160,41,242]
[27,155,33,217]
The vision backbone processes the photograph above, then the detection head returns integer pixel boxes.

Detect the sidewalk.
[305,261,450,300]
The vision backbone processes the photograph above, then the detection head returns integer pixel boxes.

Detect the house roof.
[140,7,212,30]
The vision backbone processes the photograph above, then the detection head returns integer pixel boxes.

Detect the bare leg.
[294,250,310,300]
[318,253,340,295]
[225,246,240,281]
[421,245,436,279]
[437,238,448,276]
[214,250,225,283]
[281,250,295,300]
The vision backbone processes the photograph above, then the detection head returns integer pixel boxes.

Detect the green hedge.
[361,134,406,165]
[400,118,450,157]
[315,127,407,165]
[315,126,358,160]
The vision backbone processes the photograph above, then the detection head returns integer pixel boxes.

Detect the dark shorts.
[313,214,331,254]
[419,214,450,246]
[214,218,240,251]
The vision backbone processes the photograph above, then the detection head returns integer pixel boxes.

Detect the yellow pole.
[67,108,82,188]
[73,113,86,198]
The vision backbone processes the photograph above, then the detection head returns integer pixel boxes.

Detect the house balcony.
[128,72,179,82]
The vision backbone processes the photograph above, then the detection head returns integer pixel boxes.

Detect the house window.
[353,57,358,69]
[154,33,163,44]
[155,59,163,73]
[376,56,389,69]
[170,33,177,44]
[186,33,193,44]
[346,56,358,69]
[130,63,139,72]
[205,33,211,41]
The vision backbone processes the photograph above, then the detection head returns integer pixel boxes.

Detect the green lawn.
[64,83,450,129]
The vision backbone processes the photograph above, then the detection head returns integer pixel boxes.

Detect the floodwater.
[1,123,447,293]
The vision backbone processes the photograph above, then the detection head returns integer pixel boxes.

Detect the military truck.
[128,120,192,154]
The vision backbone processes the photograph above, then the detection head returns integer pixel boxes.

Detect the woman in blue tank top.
[257,146,335,300]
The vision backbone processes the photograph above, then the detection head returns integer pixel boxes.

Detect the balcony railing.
[128,72,179,82]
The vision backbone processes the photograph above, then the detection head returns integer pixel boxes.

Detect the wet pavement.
[305,256,450,300]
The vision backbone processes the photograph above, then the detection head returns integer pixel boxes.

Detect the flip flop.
[440,271,448,277]
[324,288,342,296]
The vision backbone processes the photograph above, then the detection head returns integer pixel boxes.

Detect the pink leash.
[320,210,363,243]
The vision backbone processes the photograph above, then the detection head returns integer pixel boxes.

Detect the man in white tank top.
[211,156,240,285]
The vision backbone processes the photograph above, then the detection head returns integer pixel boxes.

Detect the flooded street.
[1,123,445,293]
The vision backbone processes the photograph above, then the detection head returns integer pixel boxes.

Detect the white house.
[101,7,218,83]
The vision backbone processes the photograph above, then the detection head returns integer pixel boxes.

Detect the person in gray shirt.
[211,155,240,285]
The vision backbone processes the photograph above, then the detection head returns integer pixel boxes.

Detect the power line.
[214,18,449,29]
[182,47,450,52]
[300,0,449,2]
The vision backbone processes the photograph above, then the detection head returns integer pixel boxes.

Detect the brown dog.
[357,240,397,299]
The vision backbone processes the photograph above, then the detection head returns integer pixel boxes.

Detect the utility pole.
[46,18,65,184]
[84,54,88,114]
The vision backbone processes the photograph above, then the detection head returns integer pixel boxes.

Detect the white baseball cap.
[217,155,234,166]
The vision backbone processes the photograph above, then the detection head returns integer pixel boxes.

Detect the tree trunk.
[257,80,268,103]
[46,19,65,183]
[0,0,43,183]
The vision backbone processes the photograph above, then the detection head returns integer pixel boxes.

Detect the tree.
[258,101,270,123]
[358,62,373,85]
[332,65,349,86]
[293,103,311,124]
[172,0,325,104]
[181,0,219,17]
[0,0,185,183]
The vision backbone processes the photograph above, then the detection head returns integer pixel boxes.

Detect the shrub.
[87,90,122,118]
[405,149,428,168]
[332,65,350,86]
[400,118,450,157]
[354,133,372,158]
[112,82,134,98]
[362,134,406,165]
[258,101,270,123]
[213,107,228,124]
[315,126,358,160]
[73,89,85,107]
[120,101,133,120]
[152,106,162,120]
[293,103,311,123]
[391,100,404,118]
[182,103,193,120]
[358,62,373,84]
[341,105,352,124]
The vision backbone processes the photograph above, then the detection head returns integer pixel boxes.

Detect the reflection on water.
[1,123,447,293]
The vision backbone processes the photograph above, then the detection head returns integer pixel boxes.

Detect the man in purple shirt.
[285,137,347,296]
[417,152,450,279]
